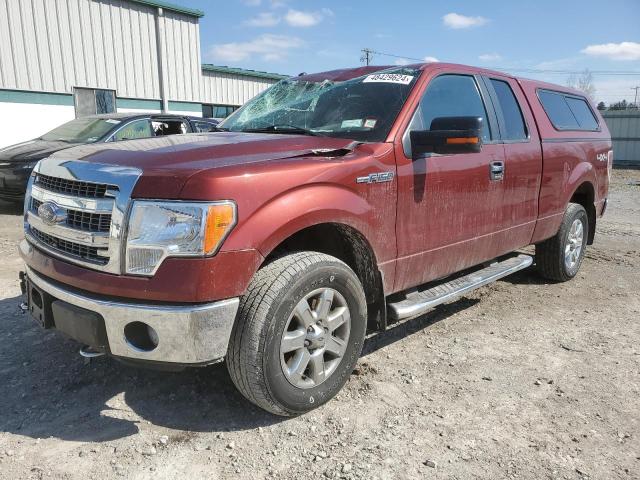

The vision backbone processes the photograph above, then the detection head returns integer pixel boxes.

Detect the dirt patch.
[0,170,639,480]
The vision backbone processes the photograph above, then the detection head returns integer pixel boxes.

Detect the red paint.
[20,240,263,302]
[21,63,611,303]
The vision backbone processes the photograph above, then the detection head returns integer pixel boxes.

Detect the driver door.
[394,72,507,291]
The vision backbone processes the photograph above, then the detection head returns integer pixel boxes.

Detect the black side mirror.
[410,116,483,158]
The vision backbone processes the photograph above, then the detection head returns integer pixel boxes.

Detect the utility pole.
[632,86,639,106]
[360,48,374,66]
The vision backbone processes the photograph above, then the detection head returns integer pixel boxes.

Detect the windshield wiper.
[241,125,322,136]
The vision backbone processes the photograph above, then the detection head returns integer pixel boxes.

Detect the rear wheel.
[226,252,367,416]
[536,203,588,282]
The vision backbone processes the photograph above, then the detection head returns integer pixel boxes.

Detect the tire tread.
[226,252,357,416]
[536,203,587,282]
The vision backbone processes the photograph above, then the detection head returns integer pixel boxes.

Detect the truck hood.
[0,139,75,164]
[46,132,360,198]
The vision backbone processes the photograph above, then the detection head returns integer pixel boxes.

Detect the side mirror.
[410,116,483,158]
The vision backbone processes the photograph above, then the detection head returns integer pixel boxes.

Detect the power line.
[360,48,640,76]
[360,48,374,66]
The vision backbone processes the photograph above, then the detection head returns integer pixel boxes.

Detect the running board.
[387,254,533,321]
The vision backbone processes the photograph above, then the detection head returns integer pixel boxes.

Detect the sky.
[186,0,640,104]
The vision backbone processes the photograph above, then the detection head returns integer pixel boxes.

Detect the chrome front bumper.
[25,266,240,364]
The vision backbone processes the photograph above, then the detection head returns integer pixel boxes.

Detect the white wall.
[167,110,202,117]
[0,103,75,148]
[0,0,202,102]
[201,70,277,106]
[116,108,162,115]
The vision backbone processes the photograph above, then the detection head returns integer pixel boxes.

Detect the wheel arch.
[264,222,387,332]
[569,180,596,245]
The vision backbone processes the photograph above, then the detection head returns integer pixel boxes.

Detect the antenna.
[632,86,639,106]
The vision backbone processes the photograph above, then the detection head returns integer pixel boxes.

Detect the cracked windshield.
[220,68,420,142]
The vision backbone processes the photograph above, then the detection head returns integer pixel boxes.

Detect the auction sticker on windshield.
[363,74,414,85]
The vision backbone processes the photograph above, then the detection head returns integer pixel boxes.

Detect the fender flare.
[563,161,596,209]
[226,183,380,260]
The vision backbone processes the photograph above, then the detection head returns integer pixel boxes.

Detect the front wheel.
[536,203,588,282]
[226,252,367,416]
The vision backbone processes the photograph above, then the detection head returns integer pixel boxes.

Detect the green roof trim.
[202,64,288,81]
[168,100,202,112]
[128,0,204,17]
[0,89,74,106]
[117,98,163,110]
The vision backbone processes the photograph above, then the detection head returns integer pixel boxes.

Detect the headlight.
[125,200,236,275]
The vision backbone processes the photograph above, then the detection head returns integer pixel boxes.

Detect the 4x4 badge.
[356,172,394,184]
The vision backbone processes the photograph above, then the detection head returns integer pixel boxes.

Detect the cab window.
[403,74,492,156]
[112,119,152,141]
[151,119,189,136]
[192,120,217,132]
[490,79,527,140]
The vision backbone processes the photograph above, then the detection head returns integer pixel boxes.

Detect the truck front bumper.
[23,266,240,365]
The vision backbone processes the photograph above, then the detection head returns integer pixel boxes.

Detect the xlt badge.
[356,172,394,184]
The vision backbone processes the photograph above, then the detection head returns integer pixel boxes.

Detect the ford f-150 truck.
[18,63,612,416]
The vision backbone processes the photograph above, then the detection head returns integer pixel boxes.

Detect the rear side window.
[565,97,599,130]
[538,90,599,131]
[490,79,527,140]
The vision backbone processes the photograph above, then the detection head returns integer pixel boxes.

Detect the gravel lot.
[0,170,638,480]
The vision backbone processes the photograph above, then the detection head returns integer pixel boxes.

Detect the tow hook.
[79,346,106,359]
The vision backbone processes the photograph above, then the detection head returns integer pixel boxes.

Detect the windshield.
[220,67,420,142]
[40,117,121,143]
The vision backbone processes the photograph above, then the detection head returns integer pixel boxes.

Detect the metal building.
[0,0,286,148]
[602,110,640,167]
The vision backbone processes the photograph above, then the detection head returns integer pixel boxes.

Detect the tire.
[226,252,367,416]
[536,203,588,282]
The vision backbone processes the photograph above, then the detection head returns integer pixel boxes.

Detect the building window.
[73,87,116,118]
[202,104,238,119]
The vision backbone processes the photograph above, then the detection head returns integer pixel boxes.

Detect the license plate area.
[26,278,54,328]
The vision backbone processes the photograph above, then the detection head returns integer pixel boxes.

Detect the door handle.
[490,161,504,181]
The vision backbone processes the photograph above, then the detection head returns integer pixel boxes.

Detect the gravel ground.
[0,170,639,480]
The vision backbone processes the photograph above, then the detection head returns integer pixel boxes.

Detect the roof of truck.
[296,62,588,98]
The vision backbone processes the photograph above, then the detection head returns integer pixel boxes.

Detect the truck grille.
[25,162,141,274]
[31,198,112,233]
[30,227,108,264]
[31,198,111,232]
[34,173,116,198]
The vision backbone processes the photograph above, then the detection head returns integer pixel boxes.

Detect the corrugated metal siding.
[201,70,277,106]
[0,0,200,102]
[160,10,201,102]
[602,111,640,166]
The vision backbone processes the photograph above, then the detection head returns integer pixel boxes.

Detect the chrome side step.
[387,254,533,321]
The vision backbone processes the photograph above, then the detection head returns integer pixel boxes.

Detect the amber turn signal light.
[204,203,236,254]
[446,137,479,145]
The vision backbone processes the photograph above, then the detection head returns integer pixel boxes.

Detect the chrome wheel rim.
[280,288,351,389]
[565,218,584,270]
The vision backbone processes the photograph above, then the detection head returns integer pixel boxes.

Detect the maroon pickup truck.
[19,63,611,416]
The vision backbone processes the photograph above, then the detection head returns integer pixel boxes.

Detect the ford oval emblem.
[37,201,66,226]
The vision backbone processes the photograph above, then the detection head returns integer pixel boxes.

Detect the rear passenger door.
[482,75,542,248]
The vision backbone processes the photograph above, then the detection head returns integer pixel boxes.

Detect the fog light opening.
[124,322,159,352]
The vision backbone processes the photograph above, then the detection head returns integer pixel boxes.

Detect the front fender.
[224,183,379,258]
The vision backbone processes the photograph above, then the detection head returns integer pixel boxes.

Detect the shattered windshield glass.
[220,67,420,142]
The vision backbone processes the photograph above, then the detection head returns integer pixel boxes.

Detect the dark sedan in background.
[0,113,219,202]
